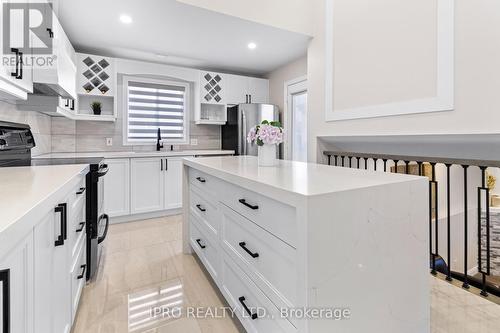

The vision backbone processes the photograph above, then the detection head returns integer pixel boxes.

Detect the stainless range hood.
[32,82,74,98]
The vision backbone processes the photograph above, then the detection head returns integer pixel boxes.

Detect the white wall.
[177,0,314,36]
[265,56,307,116]
[308,0,500,162]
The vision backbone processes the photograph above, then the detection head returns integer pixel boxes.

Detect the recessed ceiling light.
[120,14,132,24]
[247,42,257,50]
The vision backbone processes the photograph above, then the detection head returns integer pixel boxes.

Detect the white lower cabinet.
[0,234,33,333]
[34,207,72,333]
[130,158,164,214]
[129,157,184,215]
[103,158,130,217]
[0,175,86,333]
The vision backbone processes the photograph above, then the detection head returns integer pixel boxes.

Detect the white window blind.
[126,79,188,143]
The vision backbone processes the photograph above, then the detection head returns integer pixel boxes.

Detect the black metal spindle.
[445,164,452,282]
[341,156,345,167]
[417,162,423,176]
[364,157,368,170]
[393,160,399,173]
[357,157,360,169]
[430,162,438,275]
[348,156,353,168]
[405,161,410,174]
[478,166,490,297]
[463,165,470,289]
[374,158,378,171]
[383,159,387,172]
[327,154,331,166]
[334,155,338,166]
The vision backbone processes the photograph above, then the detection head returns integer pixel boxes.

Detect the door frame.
[283,75,307,160]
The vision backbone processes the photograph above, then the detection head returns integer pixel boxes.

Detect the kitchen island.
[182,156,429,333]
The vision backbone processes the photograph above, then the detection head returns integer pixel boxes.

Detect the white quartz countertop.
[0,164,89,241]
[183,156,426,198]
[34,150,234,159]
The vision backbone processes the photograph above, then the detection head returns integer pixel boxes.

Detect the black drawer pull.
[196,204,206,212]
[196,177,206,183]
[238,296,258,320]
[54,203,67,246]
[196,238,206,249]
[239,199,259,210]
[76,187,86,195]
[1,269,10,332]
[76,222,85,233]
[239,242,259,258]
[77,265,86,280]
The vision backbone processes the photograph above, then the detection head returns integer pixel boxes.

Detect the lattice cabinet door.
[77,53,115,97]
[200,71,225,105]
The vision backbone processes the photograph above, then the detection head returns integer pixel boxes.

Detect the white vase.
[258,144,277,167]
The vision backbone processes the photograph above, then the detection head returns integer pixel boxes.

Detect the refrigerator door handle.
[242,110,247,156]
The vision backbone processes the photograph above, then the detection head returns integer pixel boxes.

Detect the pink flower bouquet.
[247,120,284,146]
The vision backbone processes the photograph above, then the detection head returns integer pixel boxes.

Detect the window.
[123,77,189,145]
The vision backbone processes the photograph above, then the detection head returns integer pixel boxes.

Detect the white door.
[0,234,33,333]
[103,159,130,217]
[248,77,269,104]
[163,157,183,210]
[130,158,164,214]
[33,208,71,333]
[285,77,307,162]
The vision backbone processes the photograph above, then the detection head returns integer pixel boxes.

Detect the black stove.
[0,120,109,281]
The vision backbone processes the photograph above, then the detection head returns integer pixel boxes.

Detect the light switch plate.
[190,139,198,146]
[106,138,113,146]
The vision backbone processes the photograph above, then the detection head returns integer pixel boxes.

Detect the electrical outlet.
[106,138,113,146]
[190,138,198,146]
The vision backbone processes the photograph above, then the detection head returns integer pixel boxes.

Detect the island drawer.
[219,181,296,247]
[69,203,86,260]
[221,204,297,310]
[190,215,220,282]
[69,175,87,217]
[189,169,219,195]
[220,252,296,333]
[189,186,220,238]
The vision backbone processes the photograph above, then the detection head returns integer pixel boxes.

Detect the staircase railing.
[323,150,500,298]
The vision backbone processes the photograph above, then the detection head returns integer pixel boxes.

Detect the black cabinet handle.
[18,51,23,80]
[0,269,10,333]
[196,204,206,212]
[196,177,206,183]
[161,159,163,171]
[239,242,259,258]
[249,94,252,103]
[54,203,67,246]
[76,222,85,233]
[65,99,69,107]
[77,265,86,280]
[165,159,168,171]
[196,238,206,249]
[238,199,259,210]
[70,99,75,111]
[238,296,258,320]
[10,48,19,79]
[47,28,54,38]
[76,187,86,195]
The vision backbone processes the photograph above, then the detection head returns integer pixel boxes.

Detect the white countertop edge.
[0,164,90,255]
[33,150,235,159]
[182,156,427,202]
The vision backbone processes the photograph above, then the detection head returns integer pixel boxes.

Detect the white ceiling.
[57,0,311,76]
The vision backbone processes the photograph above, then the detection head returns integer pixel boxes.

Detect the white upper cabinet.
[77,54,115,97]
[225,74,269,105]
[200,71,225,105]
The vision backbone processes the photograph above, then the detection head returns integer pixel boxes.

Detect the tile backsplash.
[0,100,52,156]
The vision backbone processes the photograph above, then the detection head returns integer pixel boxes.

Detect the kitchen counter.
[34,150,234,159]
[183,156,429,332]
[0,164,89,253]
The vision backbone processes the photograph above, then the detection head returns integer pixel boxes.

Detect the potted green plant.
[90,101,102,115]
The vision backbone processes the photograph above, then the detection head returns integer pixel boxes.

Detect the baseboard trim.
[109,208,182,224]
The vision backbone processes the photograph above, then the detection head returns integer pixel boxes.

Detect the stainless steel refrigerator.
[222,103,280,156]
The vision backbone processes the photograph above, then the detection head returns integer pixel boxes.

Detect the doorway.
[285,76,307,162]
